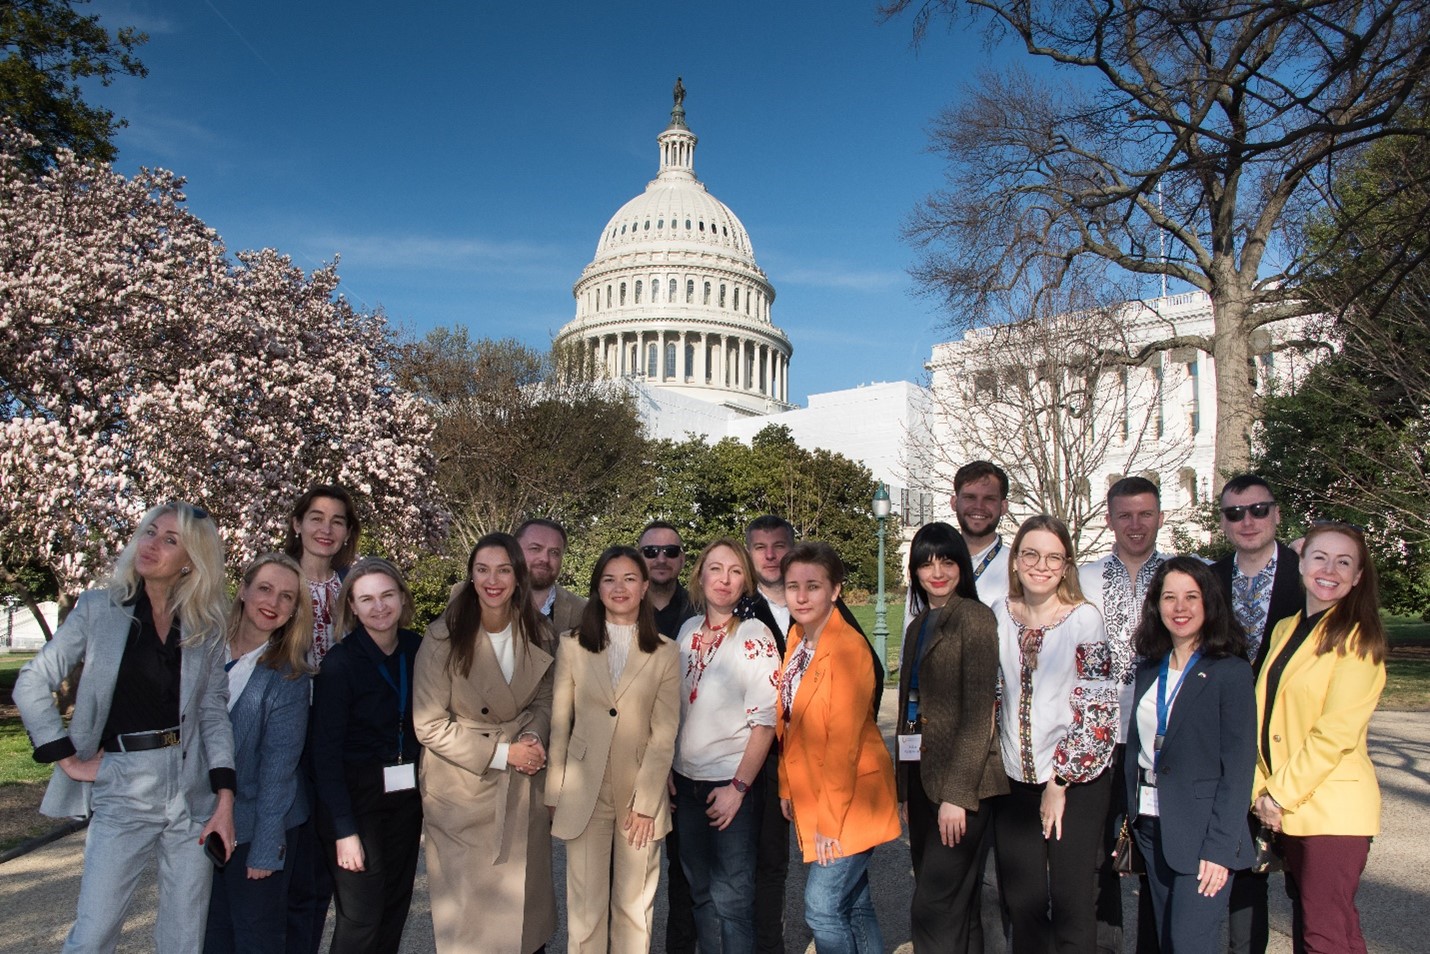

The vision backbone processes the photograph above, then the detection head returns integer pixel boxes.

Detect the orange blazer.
[777,610,900,863]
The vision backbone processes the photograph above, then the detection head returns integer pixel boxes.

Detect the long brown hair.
[577,546,661,655]
[443,532,547,677]
[1302,523,1387,663]
[283,484,361,570]
[226,553,314,677]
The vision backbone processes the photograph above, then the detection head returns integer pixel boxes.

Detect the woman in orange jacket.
[777,541,900,954]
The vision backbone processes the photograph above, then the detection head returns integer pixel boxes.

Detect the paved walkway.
[2,710,1426,953]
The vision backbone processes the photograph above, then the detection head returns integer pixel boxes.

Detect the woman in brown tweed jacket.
[897,522,1007,953]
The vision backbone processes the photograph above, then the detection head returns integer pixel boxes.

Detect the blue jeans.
[802,848,882,954]
[674,772,761,954]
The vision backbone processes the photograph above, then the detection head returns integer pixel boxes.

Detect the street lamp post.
[872,483,891,673]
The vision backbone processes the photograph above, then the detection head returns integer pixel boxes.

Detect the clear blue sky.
[86,0,1002,404]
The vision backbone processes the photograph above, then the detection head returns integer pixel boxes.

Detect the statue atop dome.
[669,76,688,129]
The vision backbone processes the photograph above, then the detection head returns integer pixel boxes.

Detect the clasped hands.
[510,734,546,775]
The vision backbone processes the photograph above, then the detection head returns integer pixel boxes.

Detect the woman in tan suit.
[414,532,556,954]
[546,545,680,954]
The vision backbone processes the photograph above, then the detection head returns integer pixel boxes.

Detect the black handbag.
[1250,821,1284,874]
[1111,818,1144,875]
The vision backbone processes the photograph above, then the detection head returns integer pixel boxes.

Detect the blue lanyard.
[1154,651,1200,765]
[905,612,936,724]
[374,651,409,762]
[973,538,1002,581]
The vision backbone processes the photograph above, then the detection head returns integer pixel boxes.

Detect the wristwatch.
[731,777,750,794]
[1052,775,1070,788]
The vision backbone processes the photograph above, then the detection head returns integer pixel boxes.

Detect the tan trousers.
[564,771,661,954]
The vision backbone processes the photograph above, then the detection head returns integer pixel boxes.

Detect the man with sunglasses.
[1212,473,1301,954]
[637,520,698,954]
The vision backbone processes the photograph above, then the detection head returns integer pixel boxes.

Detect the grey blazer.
[230,662,311,870]
[14,588,235,820]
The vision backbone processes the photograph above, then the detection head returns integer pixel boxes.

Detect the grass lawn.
[2,653,49,785]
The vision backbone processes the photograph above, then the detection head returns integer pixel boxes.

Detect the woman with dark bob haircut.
[897,522,1007,952]
[545,545,680,953]
[1126,556,1256,953]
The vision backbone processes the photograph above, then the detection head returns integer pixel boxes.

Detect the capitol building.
[556,85,794,416]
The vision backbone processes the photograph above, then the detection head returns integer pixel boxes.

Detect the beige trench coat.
[414,618,556,954]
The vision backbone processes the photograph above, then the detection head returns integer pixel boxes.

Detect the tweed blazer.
[1126,653,1257,873]
[1213,542,1303,672]
[549,584,587,638]
[778,611,900,863]
[1253,613,1385,836]
[544,629,680,841]
[229,660,311,870]
[896,596,1007,810]
[15,588,234,820]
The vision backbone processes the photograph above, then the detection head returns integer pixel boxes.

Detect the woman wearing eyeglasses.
[992,515,1118,953]
[1252,522,1386,954]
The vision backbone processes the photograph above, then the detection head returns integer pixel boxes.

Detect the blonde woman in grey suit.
[545,545,680,954]
[15,501,235,954]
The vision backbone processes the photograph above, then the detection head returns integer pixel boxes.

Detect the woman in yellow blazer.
[1253,522,1386,954]
[777,541,900,954]
[545,545,680,954]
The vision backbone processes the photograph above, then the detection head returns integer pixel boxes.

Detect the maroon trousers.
[1280,833,1371,954]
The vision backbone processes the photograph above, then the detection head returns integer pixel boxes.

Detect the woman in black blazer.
[1126,557,1257,953]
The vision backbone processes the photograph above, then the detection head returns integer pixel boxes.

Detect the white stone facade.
[556,94,793,415]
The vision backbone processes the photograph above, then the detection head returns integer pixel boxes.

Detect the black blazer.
[1125,653,1257,874]
[1212,542,1302,672]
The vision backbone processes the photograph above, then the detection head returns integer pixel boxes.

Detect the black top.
[101,585,182,743]
[310,624,423,838]
[653,583,696,639]
[1260,608,1327,770]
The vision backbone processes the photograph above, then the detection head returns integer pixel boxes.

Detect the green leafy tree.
[0,0,147,169]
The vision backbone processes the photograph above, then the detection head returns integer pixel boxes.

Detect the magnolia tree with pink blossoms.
[0,125,444,634]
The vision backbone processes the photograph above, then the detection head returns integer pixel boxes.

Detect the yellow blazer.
[1253,612,1385,836]
[544,630,680,841]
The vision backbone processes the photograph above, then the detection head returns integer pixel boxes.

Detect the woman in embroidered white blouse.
[672,538,780,954]
[992,514,1119,953]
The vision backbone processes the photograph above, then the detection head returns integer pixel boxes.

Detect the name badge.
[1138,785,1160,817]
[897,734,922,762]
[383,761,416,793]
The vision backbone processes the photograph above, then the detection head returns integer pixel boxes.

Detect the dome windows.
[685,219,692,230]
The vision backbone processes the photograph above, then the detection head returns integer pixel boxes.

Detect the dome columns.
[578,328,789,402]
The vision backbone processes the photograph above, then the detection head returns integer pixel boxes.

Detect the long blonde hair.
[108,500,227,644]
[227,553,314,677]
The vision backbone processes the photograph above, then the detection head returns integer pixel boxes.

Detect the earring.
[180,566,192,576]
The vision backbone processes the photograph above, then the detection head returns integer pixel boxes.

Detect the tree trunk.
[1210,294,1258,490]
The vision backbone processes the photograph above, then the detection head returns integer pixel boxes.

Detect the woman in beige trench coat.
[414,532,556,954]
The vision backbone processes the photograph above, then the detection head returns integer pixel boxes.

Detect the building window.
[665,343,676,379]
[619,283,626,306]
[733,287,740,311]
[719,284,727,308]
[1180,467,1198,506]
[606,286,612,308]
[699,221,705,232]
[1187,359,1200,435]
[703,282,711,305]
[651,279,659,303]
[685,219,691,229]
[1119,368,1130,441]
[647,343,657,377]
[657,219,664,229]
[636,280,644,304]
[685,344,695,379]
[643,220,650,231]
[669,278,677,302]
[1154,366,1165,438]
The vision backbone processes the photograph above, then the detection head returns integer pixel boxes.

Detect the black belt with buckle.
[102,728,181,753]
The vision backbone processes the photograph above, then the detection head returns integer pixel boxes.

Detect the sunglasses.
[169,500,211,520]
[640,544,683,559]
[1221,501,1275,522]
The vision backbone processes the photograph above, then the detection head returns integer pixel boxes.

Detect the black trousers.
[286,816,333,954]
[754,748,789,954]
[994,771,1112,954]
[325,789,422,954]
[908,771,993,954]
[205,830,299,954]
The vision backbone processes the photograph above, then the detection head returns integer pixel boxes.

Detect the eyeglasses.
[640,545,683,559]
[1221,502,1275,522]
[1017,549,1067,570]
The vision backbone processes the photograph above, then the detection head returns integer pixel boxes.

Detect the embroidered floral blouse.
[673,615,779,780]
[994,600,1118,784]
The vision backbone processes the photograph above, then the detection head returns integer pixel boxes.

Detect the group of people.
[13,461,1385,954]
[894,463,1384,954]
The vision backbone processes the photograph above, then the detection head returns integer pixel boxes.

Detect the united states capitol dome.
[556,80,793,415]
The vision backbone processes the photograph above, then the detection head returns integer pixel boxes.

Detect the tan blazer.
[545,629,680,841]
[414,618,556,954]
[550,584,587,637]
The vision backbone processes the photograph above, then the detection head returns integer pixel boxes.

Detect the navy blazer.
[1125,653,1257,874]
[1212,543,1302,673]
[230,660,311,870]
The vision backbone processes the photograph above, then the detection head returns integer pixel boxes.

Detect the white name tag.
[897,734,922,762]
[1138,785,1160,817]
[383,762,416,793]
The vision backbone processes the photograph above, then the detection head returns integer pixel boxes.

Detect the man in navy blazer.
[1210,474,1302,954]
